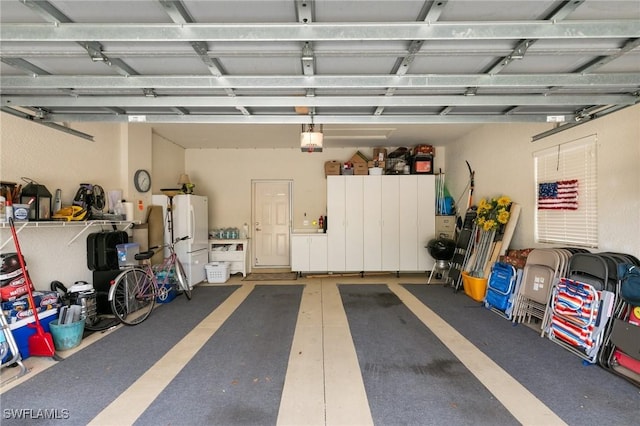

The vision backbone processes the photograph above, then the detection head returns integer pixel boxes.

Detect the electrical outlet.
[303,219,309,226]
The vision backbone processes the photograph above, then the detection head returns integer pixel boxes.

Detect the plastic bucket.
[49,319,85,351]
[461,271,488,302]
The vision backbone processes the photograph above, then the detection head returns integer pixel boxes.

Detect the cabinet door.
[363,176,382,271]
[327,176,346,271]
[309,235,328,271]
[381,176,400,271]
[291,235,310,271]
[345,176,364,271]
[417,176,436,271]
[399,175,419,271]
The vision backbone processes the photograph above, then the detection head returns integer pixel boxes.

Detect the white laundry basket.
[205,262,230,283]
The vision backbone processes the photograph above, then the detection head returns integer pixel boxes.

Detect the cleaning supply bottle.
[318,215,324,232]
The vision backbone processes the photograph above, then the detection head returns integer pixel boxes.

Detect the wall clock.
[133,169,151,193]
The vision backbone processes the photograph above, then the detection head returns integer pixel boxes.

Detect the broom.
[7,215,56,357]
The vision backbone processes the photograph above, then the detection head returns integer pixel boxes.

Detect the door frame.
[251,179,293,270]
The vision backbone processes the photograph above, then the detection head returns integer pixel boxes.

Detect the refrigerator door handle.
[190,204,195,239]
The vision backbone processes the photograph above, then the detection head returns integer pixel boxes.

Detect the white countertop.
[292,229,327,235]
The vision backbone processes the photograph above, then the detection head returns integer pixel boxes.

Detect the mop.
[7,217,56,357]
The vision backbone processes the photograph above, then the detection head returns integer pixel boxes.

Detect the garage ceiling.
[1,0,639,148]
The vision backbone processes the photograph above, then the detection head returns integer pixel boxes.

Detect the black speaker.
[87,231,128,271]
[92,269,121,314]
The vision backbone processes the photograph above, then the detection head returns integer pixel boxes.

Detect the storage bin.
[49,318,85,351]
[9,309,58,359]
[116,243,140,267]
[156,280,177,303]
[461,271,488,302]
[205,262,230,283]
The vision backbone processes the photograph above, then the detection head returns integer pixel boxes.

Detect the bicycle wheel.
[174,259,192,300]
[110,268,157,325]
[84,315,120,332]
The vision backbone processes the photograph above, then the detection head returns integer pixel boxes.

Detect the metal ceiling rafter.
[480,0,637,114]
[171,107,189,115]
[0,58,79,97]
[375,0,449,116]
[3,46,631,60]
[485,0,586,75]
[3,21,639,42]
[105,107,126,115]
[40,113,558,125]
[531,103,632,141]
[576,38,640,73]
[158,0,250,116]
[0,57,49,76]
[5,94,636,108]
[0,106,94,141]
[4,73,637,89]
[296,0,317,117]
[17,0,153,98]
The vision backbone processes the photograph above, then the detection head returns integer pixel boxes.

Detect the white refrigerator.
[152,194,209,287]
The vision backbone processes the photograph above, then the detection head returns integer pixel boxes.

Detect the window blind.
[534,135,598,247]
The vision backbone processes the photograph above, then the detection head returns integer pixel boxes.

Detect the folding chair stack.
[483,261,522,320]
[544,253,616,364]
[597,254,640,385]
[511,249,563,331]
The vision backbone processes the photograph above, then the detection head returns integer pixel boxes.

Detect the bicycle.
[108,236,192,326]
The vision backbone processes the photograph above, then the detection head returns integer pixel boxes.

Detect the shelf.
[209,238,249,277]
[0,220,137,229]
[0,220,139,248]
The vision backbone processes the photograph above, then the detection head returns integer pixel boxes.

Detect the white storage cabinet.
[290,234,328,273]
[326,175,435,273]
[208,239,249,277]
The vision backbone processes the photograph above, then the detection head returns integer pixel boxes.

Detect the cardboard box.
[373,148,387,161]
[353,163,368,175]
[324,161,341,177]
[350,151,369,164]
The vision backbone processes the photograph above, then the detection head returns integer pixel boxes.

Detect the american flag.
[538,179,579,210]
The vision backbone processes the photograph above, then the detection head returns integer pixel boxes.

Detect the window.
[533,135,598,247]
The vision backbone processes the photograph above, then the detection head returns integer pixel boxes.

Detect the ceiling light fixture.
[300,116,323,153]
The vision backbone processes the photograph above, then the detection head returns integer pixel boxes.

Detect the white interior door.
[252,180,291,268]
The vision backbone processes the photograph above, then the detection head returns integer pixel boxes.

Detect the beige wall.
[443,103,640,256]
[0,115,157,287]
[2,104,639,290]
[181,146,446,234]
[151,131,185,193]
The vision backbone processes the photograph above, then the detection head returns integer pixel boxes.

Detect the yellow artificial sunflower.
[475,195,513,231]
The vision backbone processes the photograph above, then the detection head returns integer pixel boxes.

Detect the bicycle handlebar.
[147,236,190,254]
